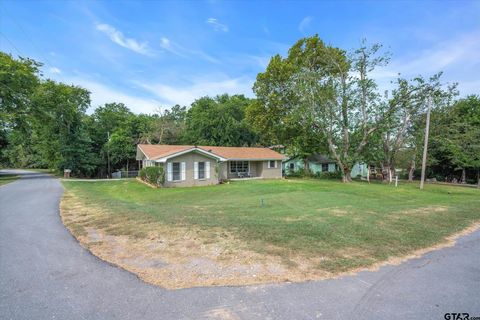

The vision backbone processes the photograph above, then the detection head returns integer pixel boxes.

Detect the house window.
[289,163,294,170]
[198,161,205,179]
[268,160,277,168]
[172,162,181,181]
[322,164,329,172]
[230,161,249,173]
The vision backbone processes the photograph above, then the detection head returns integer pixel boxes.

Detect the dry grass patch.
[61,190,335,289]
[60,179,480,289]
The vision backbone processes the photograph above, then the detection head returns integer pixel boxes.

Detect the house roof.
[286,153,336,164]
[137,144,286,161]
[306,154,336,164]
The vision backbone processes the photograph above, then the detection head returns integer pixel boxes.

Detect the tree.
[0,52,41,123]
[0,53,41,166]
[378,74,457,182]
[429,95,480,184]
[253,36,403,182]
[143,105,187,144]
[30,80,96,175]
[105,129,135,171]
[87,103,137,175]
[185,94,258,146]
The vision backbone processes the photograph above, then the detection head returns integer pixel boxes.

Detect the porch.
[224,160,265,179]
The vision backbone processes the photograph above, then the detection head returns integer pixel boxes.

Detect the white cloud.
[159,36,219,63]
[206,18,229,32]
[96,23,152,56]
[299,16,313,33]
[65,77,161,114]
[390,31,480,75]
[137,75,254,106]
[48,67,62,74]
[371,30,480,96]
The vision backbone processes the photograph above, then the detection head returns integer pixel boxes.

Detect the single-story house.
[136,144,286,187]
[283,154,338,175]
[283,154,374,179]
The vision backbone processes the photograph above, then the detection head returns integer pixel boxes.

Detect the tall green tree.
[0,53,42,166]
[142,105,187,144]
[30,80,96,175]
[246,37,328,159]
[185,94,258,146]
[429,95,480,184]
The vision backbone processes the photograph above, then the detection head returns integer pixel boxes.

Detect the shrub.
[139,166,165,187]
[316,170,342,179]
[287,168,312,178]
[139,169,147,180]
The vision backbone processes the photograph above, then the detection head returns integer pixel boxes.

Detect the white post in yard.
[395,176,398,187]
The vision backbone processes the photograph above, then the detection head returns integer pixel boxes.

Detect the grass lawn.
[0,174,19,186]
[61,178,480,288]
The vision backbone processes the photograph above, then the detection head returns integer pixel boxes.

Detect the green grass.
[62,178,480,272]
[0,174,19,186]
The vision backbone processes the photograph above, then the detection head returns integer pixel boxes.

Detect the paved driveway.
[1,170,479,320]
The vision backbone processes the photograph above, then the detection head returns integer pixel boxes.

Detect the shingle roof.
[306,154,336,164]
[286,153,336,164]
[138,144,286,161]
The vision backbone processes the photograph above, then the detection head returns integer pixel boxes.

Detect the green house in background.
[283,153,370,178]
[283,154,337,175]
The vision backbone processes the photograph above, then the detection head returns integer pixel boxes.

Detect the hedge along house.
[136,144,286,187]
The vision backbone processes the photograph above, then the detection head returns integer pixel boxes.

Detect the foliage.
[0,52,41,123]
[139,166,165,187]
[427,95,480,183]
[185,94,258,146]
[142,105,187,144]
[315,170,342,179]
[286,167,341,179]
[1,48,478,184]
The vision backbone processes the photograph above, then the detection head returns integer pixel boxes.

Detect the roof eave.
[154,147,227,162]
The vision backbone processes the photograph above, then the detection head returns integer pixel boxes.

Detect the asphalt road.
[1,170,479,320]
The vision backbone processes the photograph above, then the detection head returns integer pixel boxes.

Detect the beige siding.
[260,160,282,179]
[218,162,228,181]
[163,152,220,187]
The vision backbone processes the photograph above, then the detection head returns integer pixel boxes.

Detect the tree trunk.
[342,167,352,183]
[477,169,479,188]
[382,163,392,183]
[461,168,466,184]
[408,159,415,182]
[303,157,310,175]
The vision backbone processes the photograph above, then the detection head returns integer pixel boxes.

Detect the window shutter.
[267,161,271,169]
[275,160,278,168]
[206,161,210,179]
[167,162,173,181]
[194,162,198,179]
[181,162,186,180]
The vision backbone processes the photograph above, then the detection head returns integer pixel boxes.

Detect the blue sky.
[1,0,479,114]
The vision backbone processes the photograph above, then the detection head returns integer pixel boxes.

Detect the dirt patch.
[60,190,480,290]
[402,205,449,215]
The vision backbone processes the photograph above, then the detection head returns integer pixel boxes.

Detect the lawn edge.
[58,191,480,290]
[0,175,19,188]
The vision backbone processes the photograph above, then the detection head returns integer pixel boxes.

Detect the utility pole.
[420,96,432,190]
[107,131,111,179]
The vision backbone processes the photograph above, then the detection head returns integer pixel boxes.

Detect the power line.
[0,31,24,57]
[0,3,66,82]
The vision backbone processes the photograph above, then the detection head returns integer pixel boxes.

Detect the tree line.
[1,35,479,183]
